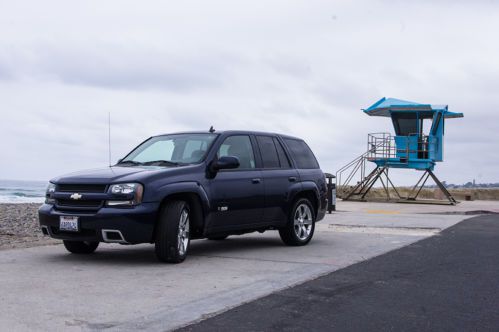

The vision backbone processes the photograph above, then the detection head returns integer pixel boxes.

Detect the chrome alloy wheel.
[293,203,313,240]
[178,209,190,256]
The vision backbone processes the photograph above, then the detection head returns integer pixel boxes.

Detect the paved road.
[0,202,474,331]
[179,215,499,332]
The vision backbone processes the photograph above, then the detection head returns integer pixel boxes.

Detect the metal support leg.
[427,170,458,205]
[407,171,429,200]
[412,172,430,200]
[384,169,402,199]
[379,175,390,200]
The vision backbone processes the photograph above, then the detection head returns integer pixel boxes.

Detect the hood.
[51,166,171,184]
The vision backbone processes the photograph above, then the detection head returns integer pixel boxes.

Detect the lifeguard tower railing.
[366,133,397,160]
[366,132,435,162]
[336,132,438,199]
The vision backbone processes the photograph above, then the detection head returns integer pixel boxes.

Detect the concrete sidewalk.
[0,201,489,331]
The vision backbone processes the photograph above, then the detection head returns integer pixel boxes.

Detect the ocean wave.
[0,191,45,203]
[0,181,47,203]
[1,192,43,198]
[0,195,45,204]
[0,188,41,192]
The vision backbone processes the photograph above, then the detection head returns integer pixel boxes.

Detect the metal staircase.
[335,138,386,200]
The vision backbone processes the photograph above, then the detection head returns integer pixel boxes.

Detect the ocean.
[0,179,47,203]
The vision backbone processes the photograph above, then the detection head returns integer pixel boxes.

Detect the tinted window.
[218,135,256,169]
[283,138,319,169]
[257,136,280,168]
[273,138,291,168]
[392,113,417,136]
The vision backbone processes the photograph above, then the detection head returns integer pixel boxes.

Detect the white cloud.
[0,0,498,185]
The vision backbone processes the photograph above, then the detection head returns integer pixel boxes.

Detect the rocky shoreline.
[0,203,58,250]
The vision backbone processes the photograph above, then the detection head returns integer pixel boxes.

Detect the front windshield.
[120,133,218,166]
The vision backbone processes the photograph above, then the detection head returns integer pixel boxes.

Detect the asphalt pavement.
[179,214,499,332]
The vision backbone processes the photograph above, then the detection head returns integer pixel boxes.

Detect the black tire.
[154,200,190,263]
[207,235,228,241]
[63,240,99,254]
[279,198,315,246]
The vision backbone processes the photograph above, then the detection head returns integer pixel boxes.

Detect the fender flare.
[156,182,211,215]
[289,180,320,215]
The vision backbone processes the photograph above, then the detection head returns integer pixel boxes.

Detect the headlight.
[110,183,139,195]
[107,183,144,206]
[45,183,56,204]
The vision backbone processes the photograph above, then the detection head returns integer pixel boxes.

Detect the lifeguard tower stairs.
[336,97,463,205]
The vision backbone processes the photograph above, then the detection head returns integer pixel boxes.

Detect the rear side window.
[273,138,291,168]
[283,138,319,169]
[257,136,280,168]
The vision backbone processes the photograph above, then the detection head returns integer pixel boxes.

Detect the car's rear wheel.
[279,198,315,246]
[63,240,99,254]
[154,200,190,263]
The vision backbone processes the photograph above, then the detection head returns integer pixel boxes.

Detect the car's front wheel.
[63,240,99,254]
[279,198,315,246]
[154,200,190,263]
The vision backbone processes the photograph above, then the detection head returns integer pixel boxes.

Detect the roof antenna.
[108,112,112,167]
[209,126,215,133]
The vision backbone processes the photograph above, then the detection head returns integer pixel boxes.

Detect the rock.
[0,204,59,250]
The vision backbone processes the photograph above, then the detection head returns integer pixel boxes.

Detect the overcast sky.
[1,0,498,185]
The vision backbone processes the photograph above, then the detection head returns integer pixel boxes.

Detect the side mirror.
[208,156,240,177]
[212,156,240,171]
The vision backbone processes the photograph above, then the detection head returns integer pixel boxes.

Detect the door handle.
[251,178,261,184]
[288,176,297,182]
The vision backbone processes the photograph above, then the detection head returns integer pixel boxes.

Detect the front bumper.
[38,202,160,244]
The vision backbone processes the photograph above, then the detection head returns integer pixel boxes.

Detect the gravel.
[0,203,59,250]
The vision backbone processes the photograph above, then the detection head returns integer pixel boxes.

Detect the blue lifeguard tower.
[336,97,463,205]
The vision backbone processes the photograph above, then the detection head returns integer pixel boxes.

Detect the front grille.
[57,199,102,208]
[57,184,107,193]
[54,183,108,212]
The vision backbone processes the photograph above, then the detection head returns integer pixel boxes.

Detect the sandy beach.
[0,203,58,250]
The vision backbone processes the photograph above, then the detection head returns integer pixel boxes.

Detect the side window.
[283,138,320,169]
[273,138,291,168]
[218,135,256,169]
[256,136,280,168]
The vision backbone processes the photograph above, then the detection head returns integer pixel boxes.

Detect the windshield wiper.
[117,160,143,166]
[141,160,183,167]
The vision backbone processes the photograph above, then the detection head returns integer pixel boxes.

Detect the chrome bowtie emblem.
[70,193,82,200]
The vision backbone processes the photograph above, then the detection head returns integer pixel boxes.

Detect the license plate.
[60,216,79,232]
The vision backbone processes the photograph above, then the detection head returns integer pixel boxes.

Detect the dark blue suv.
[39,130,327,263]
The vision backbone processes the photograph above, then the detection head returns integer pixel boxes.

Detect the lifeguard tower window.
[392,113,417,135]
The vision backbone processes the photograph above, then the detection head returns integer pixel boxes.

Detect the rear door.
[256,135,299,224]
